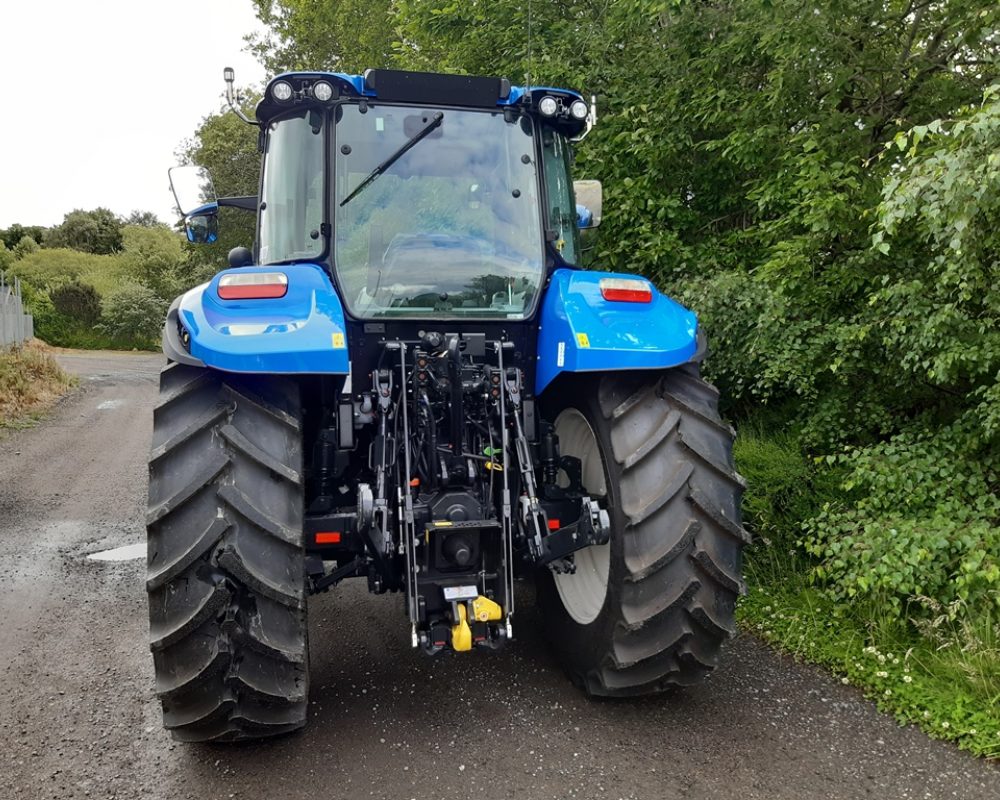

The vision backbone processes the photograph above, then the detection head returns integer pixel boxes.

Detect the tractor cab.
[175,69,598,321]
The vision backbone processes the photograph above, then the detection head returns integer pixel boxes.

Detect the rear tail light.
[599,278,653,303]
[218,272,288,300]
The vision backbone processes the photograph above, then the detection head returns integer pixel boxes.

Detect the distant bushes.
[5,214,215,351]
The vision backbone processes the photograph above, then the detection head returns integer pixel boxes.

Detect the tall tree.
[248,0,395,73]
[1,224,47,251]
[124,210,165,228]
[46,208,124,254]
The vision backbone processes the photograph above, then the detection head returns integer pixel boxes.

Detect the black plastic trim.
[162,297,205,367]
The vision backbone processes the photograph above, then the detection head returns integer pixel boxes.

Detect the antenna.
[525,0,533,91]
[223,67,259,127]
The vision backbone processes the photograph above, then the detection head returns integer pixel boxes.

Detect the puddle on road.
[87,543,145,562]
[96,399,125,410]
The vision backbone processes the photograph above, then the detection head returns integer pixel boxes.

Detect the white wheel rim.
[552,408,610,625]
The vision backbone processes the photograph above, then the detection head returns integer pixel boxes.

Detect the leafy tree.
[249,0,394,73]
[124,210,164,228]
[46,208,124,254]
[1,224,47,251]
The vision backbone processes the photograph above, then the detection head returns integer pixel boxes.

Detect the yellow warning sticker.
[576,332,591,348]
[332,332,346,349]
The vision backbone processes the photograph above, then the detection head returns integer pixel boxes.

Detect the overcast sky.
[0,0,267,229]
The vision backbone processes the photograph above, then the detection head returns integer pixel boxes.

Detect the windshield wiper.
[339,111,444,207]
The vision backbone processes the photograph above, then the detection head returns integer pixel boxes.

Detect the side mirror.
[169,165,218,215]
[169,165,220,245]
[573,179,603,229]
[184,214,218,244]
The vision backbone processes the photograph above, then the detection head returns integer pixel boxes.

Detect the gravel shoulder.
[0,351,994,800]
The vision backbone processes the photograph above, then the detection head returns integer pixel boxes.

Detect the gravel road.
[0,350,995,800]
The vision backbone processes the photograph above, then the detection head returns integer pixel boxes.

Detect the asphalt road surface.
[0,351,996,800]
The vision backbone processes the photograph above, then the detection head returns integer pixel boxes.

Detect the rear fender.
[535,268,698,394]
[162,263,350,374]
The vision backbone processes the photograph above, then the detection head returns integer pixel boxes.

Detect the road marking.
[88,543,145,562]
[97,399,125,410]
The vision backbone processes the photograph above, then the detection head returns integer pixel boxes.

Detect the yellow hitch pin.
[451,603,472,652]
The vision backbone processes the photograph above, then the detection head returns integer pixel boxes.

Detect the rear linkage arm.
[497,350,610,574]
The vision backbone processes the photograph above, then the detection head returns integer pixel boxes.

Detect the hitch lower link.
[535,497,611,574]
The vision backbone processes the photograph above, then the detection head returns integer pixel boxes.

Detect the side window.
[259,112,325,264]
[541,130,580,265]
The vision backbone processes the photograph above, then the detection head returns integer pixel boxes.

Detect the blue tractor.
[148,68,748,742]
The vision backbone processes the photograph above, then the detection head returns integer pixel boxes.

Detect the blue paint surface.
[535,269,698,394]
[177,263,350,374]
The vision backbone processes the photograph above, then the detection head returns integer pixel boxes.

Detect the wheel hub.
[552,408,610,625]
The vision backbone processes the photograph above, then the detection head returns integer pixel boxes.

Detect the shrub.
[49,282,101,324]
[803,427,1000,614]
[13,235,39,259]
[98,284,167,346]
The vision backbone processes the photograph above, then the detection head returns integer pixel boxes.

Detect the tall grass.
[0,340,76,427]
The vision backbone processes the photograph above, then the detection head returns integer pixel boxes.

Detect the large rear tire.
[539,365,749,695]
[146,363,308,741]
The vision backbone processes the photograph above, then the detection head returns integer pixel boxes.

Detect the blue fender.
[535,269,699,395]
[164,263,350,374]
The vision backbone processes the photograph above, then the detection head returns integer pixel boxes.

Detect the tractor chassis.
[300,334,610,652]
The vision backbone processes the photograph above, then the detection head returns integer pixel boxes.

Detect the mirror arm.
[218,196,258,212]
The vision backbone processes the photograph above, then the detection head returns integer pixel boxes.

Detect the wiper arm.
[339,111,444,207]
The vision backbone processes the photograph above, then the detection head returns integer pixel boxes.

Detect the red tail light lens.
[218,272,288,300]
[599,278,653,303]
